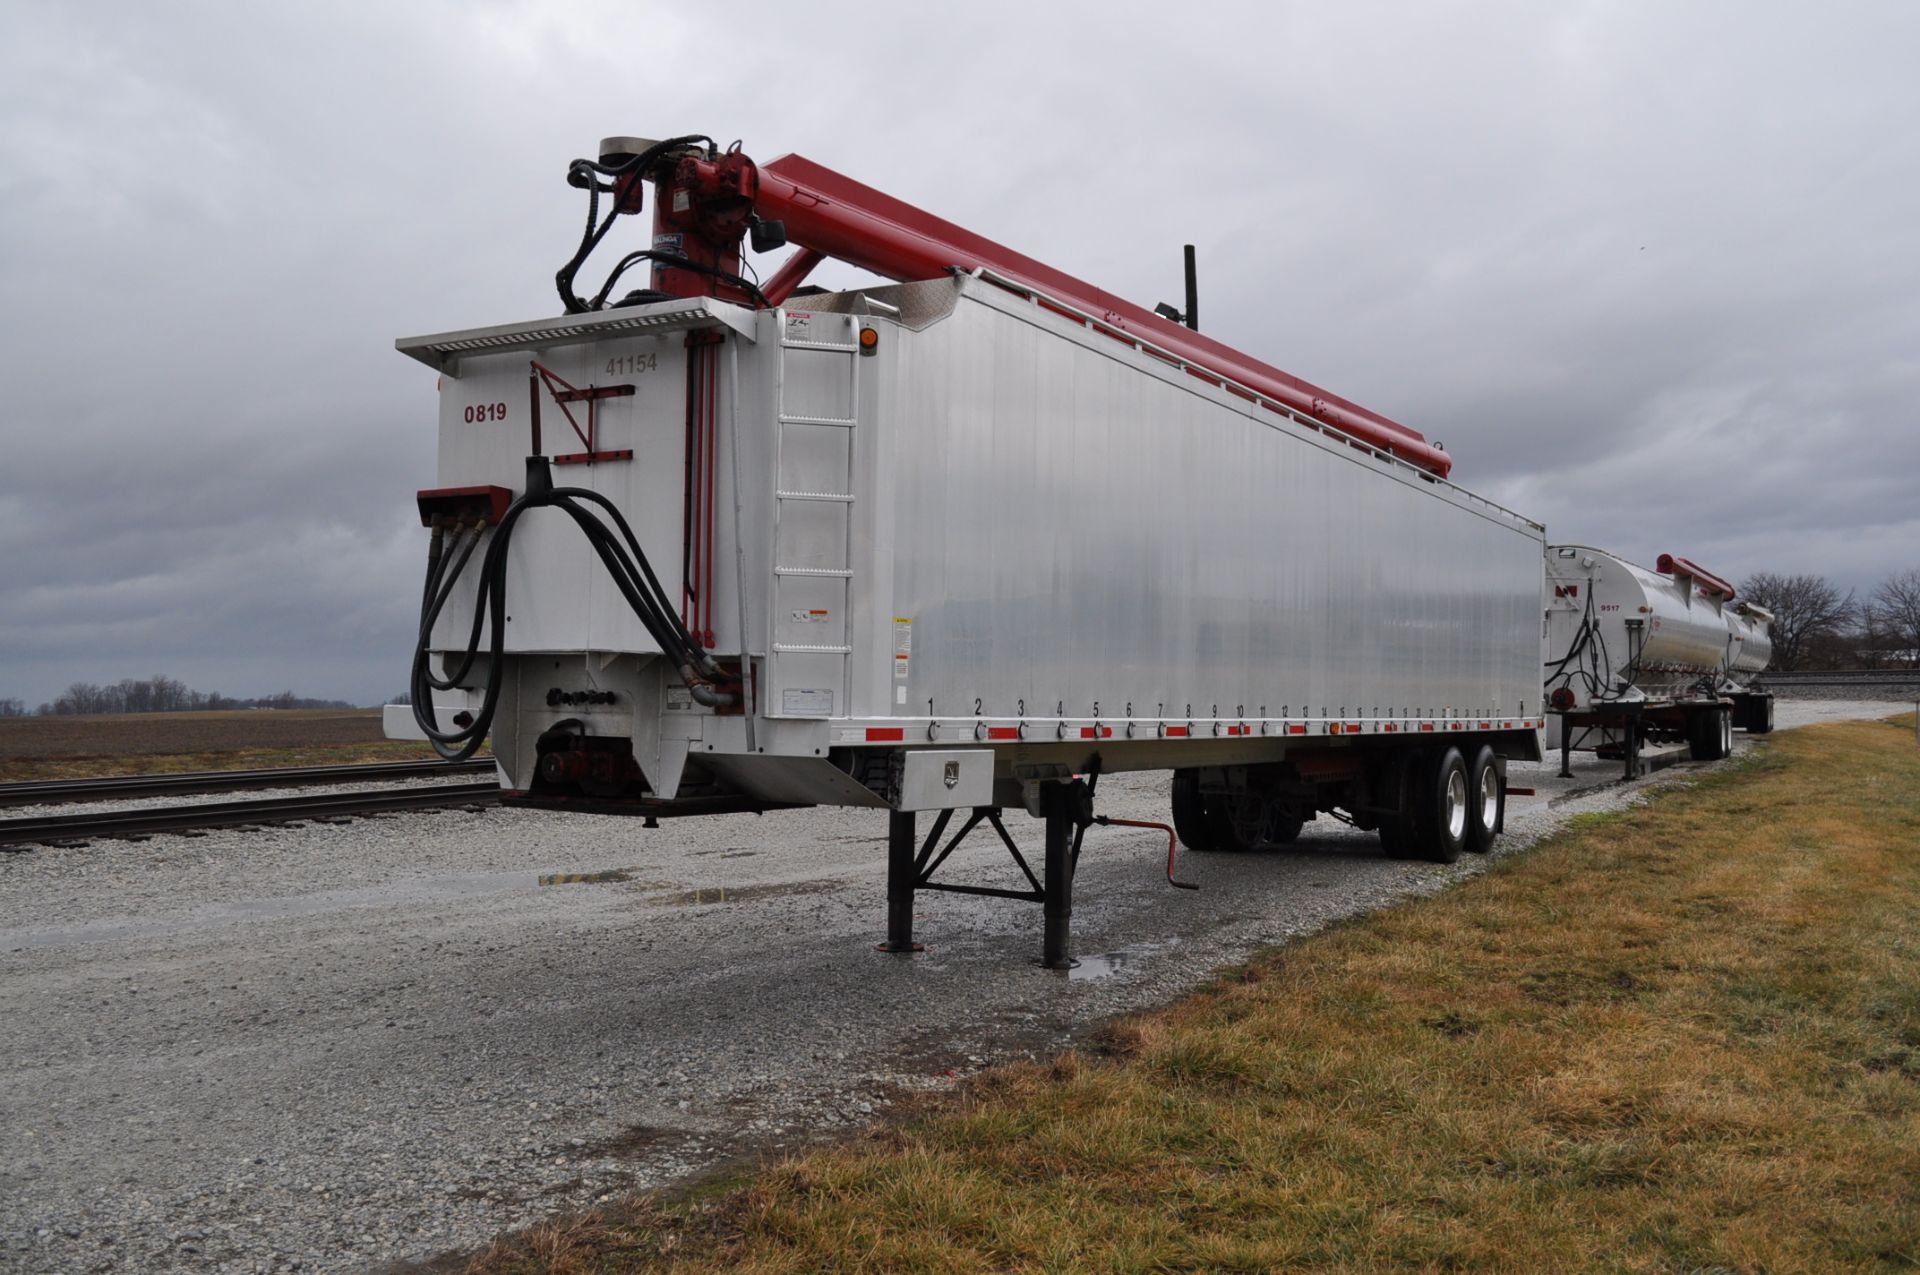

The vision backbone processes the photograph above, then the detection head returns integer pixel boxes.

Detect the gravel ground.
[0,700,1896,1274]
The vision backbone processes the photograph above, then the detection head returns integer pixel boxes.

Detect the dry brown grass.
[457,718,1920,1274]
[0,709,455,780]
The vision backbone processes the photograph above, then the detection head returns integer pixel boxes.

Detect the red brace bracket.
[529,361,635,465]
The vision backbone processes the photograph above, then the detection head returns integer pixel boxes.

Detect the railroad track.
[0,783,501,849]
[1760,670,1920,687]
[0,758,495,808]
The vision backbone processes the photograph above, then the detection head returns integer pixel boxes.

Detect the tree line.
[2,572,1911,714]
[1742,568,1920,671]
[0,676,355,718]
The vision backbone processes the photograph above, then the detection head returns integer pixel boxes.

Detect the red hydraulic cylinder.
[762,246,825,305]
[1656,554,1736,600]
[753,154,1450,478]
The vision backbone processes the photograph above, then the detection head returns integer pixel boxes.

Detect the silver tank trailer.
[1544,545,1747,707]
[1723,599,1774,680]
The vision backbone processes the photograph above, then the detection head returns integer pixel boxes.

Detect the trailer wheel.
[1687,707,1732,761]
[1265,807,1306,846]
[1465,744,1501,854]
[1373,751,1418,859]
[1749,694,1775,735]
[1170,769,1219,852]
[1412,746,1469,864]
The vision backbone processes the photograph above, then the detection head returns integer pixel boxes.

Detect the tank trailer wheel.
[1687,706,1732,762]
[1170,769,1219,852]
[1412,746,1470,864]
[1374,750,1418,859]
[1264,806,1306,847]
[1465,744,1502,855]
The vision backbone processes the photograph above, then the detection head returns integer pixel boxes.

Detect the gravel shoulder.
[0,700,1892,1274]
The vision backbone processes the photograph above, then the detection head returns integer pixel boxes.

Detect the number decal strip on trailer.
[835,719,1541,744]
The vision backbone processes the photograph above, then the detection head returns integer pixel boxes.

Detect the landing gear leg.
[1042,785,1077,970]
[880,809,923,954]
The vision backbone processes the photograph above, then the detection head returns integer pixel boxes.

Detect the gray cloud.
[3,1,1916,706]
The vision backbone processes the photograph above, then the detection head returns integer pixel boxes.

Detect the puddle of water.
[539,869,634,886]
[648,880,841,908]
[1066,936,1182,981]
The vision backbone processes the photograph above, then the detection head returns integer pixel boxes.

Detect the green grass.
[460,717,1920,1273]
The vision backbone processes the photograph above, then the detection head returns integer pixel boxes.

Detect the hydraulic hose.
[555,134,715,315]
[411,456,733,761]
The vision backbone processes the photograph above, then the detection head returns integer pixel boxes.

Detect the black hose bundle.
[411,457,731,761]
[554,134,772,315]
[555,134,713,316]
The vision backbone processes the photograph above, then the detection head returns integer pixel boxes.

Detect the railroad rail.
[1759,669,1920,686]
[0,758,495,808]
[0,783,501,849]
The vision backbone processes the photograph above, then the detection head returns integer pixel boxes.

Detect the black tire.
[1411,746,1469,864]
[1749,694,1775,735]
[1170,769,1219,852]
[1373,750,1418,859]
[1687,706,1731,761]
[1266,807,1307,846]
[1466,744,1502,854]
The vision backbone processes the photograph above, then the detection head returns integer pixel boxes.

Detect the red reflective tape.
[1165,725,1189,737]
[1419,723,1435,732]
[1347,723,1362,733]
[1479,722,1491,730]
[1384,724,1397,732]
[1287,724,1307,735]
[865,728,904,742]
[1502,721,1513,729]
[987,727,1019,740]
[1079,726,1114,739]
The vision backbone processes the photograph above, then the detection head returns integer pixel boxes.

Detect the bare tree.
[0,697,25,718]
[1739,572,1857,671]
[1871,568,1920,664]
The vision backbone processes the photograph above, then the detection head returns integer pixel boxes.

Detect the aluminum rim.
[1478,763,1499,832]
[1446,767,1469,842]
[1722,712,1733,755]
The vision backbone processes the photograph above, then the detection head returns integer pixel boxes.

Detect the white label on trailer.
[663,686,695,713]
[790,608,831,624]
[782,688,834,717]
[893,617,912,681]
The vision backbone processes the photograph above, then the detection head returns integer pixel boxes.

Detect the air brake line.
[410,456,732,761]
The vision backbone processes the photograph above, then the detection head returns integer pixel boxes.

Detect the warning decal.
[892,617,913,681]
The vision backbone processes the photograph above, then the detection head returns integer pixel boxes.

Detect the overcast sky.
[2,2,1916,708]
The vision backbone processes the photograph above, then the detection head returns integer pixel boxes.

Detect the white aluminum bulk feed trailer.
[396,137,1548,967]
